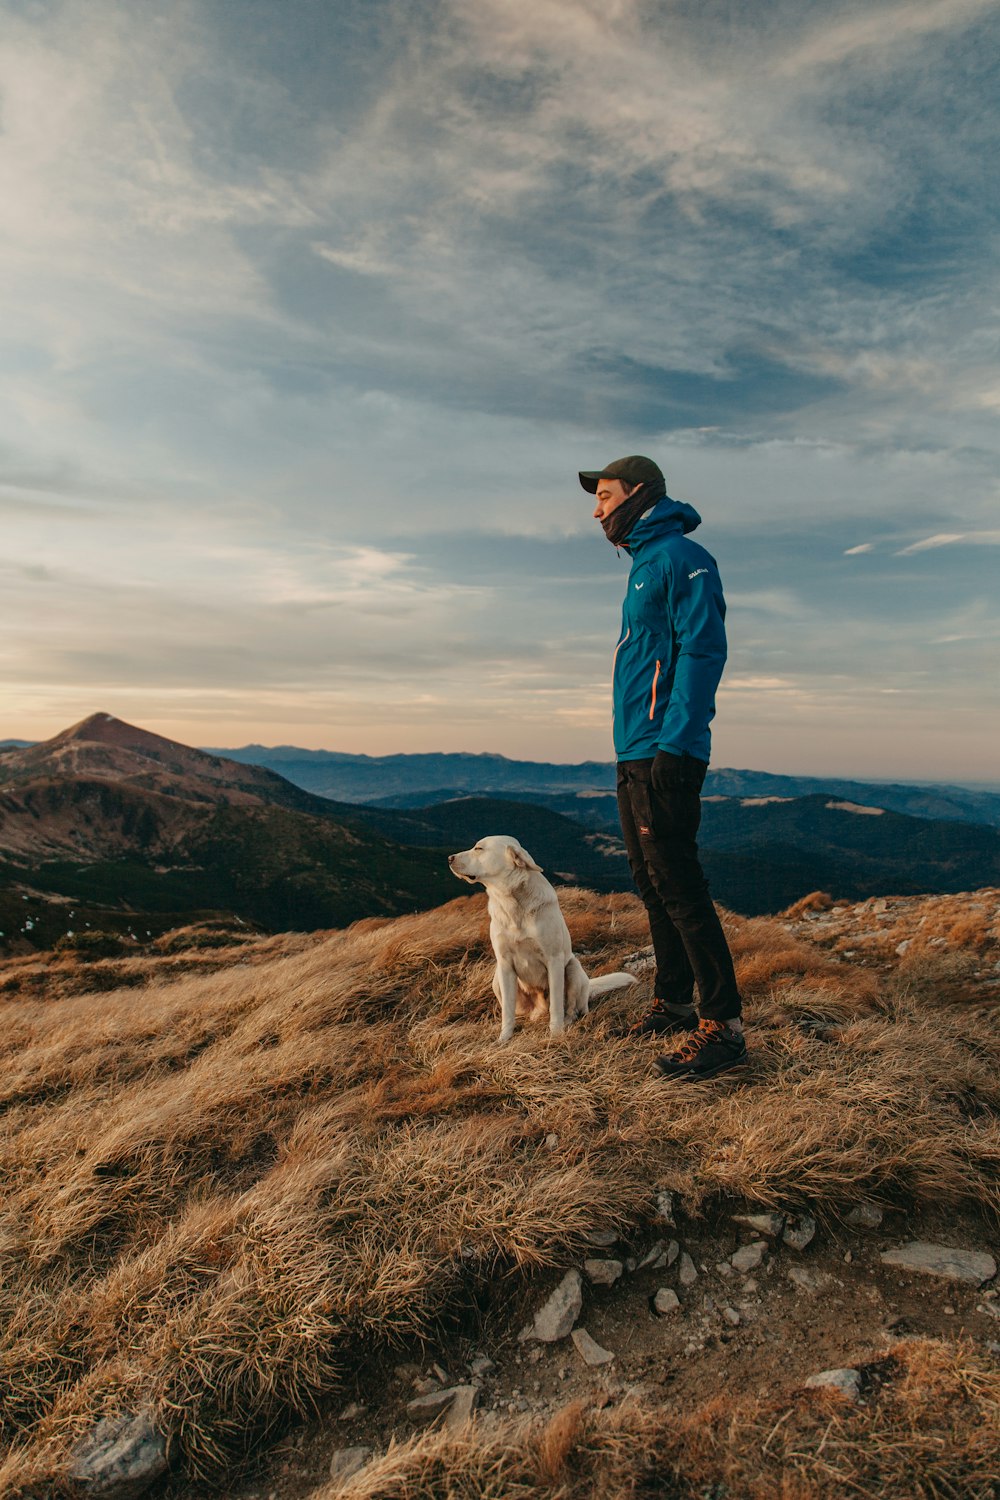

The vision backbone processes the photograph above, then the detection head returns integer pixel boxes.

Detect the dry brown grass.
[0,891,999,1494]
[306,1338,1000,1500]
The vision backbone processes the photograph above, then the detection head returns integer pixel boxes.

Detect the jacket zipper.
[648,660,661,720]
[613,627,631,673]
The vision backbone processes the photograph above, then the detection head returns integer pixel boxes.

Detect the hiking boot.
[613,998,697,1040]
[656,1017,747,1080]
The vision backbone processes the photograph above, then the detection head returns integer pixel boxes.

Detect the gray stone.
[329,1447,372,1487]
[978,1301,1000,1322]
[338,1401,366,1421]
[783,1212,817,1251]
[68,1411,168,1499]
[732,1212,785,1238]
[653,1287,681,1316]
[880,1242,996,1286]
[571,1327,615,1365]
[654,1190,676,1226]
[896,940,911,956]
[787,1266,826,1292]
[411,1376,440,1395]
[639,1239,679,1271]
[519,1269,584,1342]
[845,1203,884,1229]
[584,1229,619,1247]
[406,1388,458,1422]
[469,1353,495,1377]
[722,1305,741,1327]
[804,1368,861,1400]
[444,1385,479,1431]
[731,1241,767,1273]
[584,1258,623,1286]
[545,1133,559,1149]
[678,1251,698,1286]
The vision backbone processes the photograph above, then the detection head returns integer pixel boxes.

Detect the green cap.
[578,454,664,494]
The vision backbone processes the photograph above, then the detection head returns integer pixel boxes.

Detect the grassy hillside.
[1,887,999,1495]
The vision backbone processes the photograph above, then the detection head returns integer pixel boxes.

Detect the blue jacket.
[612,496,727,763]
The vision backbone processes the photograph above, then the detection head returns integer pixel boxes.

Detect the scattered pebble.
[731,1240,767,1273]
[804,1368,861,1400]
[653,1287,681,1316]
[678,1252,698,1286]
[845,1203,884,1230]
[880,1242,997,1285]
[584,1258,624,1286]
[329,1446,372,1486]
[571,1327,615,1365]
[783,1213,817,1251]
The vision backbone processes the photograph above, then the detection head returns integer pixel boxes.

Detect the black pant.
[617,756,741,1023]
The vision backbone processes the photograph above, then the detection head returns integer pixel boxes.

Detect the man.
[579,455,746,1081]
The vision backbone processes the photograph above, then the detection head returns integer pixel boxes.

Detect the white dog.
[449,834,637,1043]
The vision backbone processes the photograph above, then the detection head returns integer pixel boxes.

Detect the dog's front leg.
[496,960,519,1044]
[547,959,566,1037]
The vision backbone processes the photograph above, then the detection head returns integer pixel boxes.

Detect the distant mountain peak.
[46,712,189,756]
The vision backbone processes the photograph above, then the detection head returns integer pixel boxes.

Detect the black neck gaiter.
[600,478,667,547]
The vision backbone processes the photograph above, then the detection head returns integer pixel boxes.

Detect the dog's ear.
[506,842,541,872]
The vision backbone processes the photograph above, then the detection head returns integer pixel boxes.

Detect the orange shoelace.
[670,1017,728,1063]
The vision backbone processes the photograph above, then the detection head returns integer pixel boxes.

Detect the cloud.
[895,530,1000,555]
[844,543,874,555]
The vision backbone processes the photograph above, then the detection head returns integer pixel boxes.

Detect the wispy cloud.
[0,0,998,777]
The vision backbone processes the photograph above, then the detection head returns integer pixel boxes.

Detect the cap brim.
[578,470,603,494]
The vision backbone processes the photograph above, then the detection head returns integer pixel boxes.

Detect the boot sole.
[656,1052,748,1082]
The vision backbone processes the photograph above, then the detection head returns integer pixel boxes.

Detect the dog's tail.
[587,971,638,998]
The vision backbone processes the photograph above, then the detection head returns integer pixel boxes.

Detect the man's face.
[593,478,636,522]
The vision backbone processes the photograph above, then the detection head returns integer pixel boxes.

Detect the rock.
[329,1447,372,1487]
[722,1305,741,1327]
[783,1212,817,1251]
[571,1327,615,1365]
[545,1133,559,1148]
[654,1190,676,1226]
[584,1258,623,1286]
[678,1252,698,1287]
[804,1368,861,1400]
[731,1241,767,1273]
[519,1269,584,1342]
[787,1266,826,1292]
[625,1256,637,1273]
[845,1203,884,1229]
[732,1211,785,1238]
[880,1242,996,1286]
[653,1287,680,1316]
[639,1239,679,1271]
[432,1363,449,1383]
[584,1229,619,1248]
[896,940,911,956]
[68,1410,168,1499]
[469,1353,495,1377]
[338,1401,366,1421]
[406,1388,458,1423]
[444,1385,479,1431]
[978,1301,1000,1321]
[411,1376,440,1395]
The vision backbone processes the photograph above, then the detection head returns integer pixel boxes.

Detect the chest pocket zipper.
[649,660,661,720]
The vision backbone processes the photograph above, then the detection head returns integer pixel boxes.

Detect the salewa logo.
[688,567,708,580]
[634,581,645,590]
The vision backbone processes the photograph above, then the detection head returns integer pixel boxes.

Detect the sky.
[1,0,998,780]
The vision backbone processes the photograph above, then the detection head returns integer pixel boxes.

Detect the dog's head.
[448,835,542,887]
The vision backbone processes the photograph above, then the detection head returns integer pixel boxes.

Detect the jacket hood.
[626,494,702,548]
